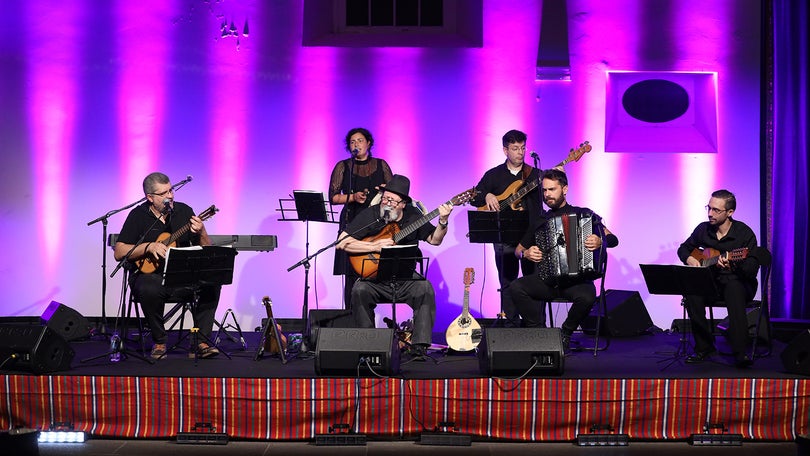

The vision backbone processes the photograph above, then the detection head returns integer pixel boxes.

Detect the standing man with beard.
[677,189,760,368]
[336,175,453,358]
[510,169,618,352]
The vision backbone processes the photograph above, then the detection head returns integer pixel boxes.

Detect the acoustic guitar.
[349,188,477,278]
[690,247,749,267]
[477,141,592,211]
[136,205,219,274]
[445,268,483,352]
[257,296,288,363]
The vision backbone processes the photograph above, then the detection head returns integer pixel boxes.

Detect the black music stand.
[640,263,718,370]
[362,245,429,352]
[162,246,238,363]
[280,190,337,355]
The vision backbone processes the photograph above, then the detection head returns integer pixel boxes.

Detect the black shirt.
[118,201,200,248]
[677,218,759,282]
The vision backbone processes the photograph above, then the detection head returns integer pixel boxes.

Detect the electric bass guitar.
[136,205,219,274]
[349,188,477,278]
[445,268,483,352]
[477,141,592,211]
[690,247,749,267]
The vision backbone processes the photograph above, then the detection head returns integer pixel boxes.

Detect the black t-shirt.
[117,201,200,247]
[677,218,759,283]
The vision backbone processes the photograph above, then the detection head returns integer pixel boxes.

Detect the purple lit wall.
[0,1,762,332]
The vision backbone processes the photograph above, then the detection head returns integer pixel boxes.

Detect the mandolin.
[445,268,483,352]
[136,205,218,274]
[477,141,591,211]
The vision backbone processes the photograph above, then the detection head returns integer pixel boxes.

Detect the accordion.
[535,212,606,283]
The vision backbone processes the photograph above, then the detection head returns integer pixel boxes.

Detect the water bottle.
[109,334,121,362]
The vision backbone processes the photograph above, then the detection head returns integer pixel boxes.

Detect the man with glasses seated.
[336,174,453,359]
[114,172,220,360]
[677,189,759,368]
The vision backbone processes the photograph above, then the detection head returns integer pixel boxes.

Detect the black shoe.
[734,354,753,368]
[407,344,428,361]
[685,349,716,364]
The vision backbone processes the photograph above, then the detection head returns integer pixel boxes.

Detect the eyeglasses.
[705,205,728,215]
[150,188,173,197]
[381,196,404,206]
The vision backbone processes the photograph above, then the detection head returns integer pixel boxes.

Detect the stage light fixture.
[37,422,85,444]
[176,422,228,445]
[689,422,742,446]
[314,423,367,446]
[576,424,629,446]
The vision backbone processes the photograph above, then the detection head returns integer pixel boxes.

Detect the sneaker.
[189,343,220,359]
[150,343,167,360]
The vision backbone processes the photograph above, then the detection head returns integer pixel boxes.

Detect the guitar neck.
[163,222,193,246]
[499,179,539,210]
[461,286,471,317]
[392,205,444,243]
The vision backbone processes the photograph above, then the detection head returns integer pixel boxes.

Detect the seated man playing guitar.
[677,189,760,368]
[114,172,220,360]
[336,174,454,359]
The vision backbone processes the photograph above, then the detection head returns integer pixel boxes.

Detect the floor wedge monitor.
[315,327,399,376]
[0,324,75,374]
[478,327,564,376]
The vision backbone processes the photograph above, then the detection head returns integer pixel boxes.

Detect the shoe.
[685,349,716,364]
[406,344,428,361]
[189,343,220,359]
[150,343,167,360]
[734,354,753,368]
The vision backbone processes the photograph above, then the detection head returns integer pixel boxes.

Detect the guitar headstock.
[450,188,478,206]
[463,267,475,286]
[199,205,219,221]
[727,248,749,261]
[566,141,592,164]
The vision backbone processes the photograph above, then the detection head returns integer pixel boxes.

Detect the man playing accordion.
[510,169,619,352]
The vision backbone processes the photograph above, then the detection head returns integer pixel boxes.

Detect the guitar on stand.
[476,141,592,211]
[254,296,288,363]
[445,268,483,352]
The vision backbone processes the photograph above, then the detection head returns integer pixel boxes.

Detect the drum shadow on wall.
[605,71,718,153]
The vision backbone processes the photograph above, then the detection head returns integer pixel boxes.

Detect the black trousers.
[684,274,754,356]
[510,276,596,335]
[130,272,221,345]
[493,243,541,326]
[351,276,436,346]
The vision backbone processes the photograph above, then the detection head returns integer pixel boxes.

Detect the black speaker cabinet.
[40,300,90,341]
[715,307,770,342]
[314,328,399,376]
[582,289,654,337]
[309,309,356,350]
[477,327,564,376]
[0,324,75,374]
[781,329,810,376]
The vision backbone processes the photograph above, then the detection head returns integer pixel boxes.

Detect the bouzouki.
[136,204,219,274]
[690,247,749,267]
[477,141,592,211]
[445,268,483,352]
[255,296,288,363]
[349,188,477,278]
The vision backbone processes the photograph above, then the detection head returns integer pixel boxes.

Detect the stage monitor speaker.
[781,329,810,376]
[309,309,356,350]
[0,324,75,374]
[314,328,399,376]
[40,300,90,341]
[582,289,654,337]
[715,307,770,342]
[477,327,564,377]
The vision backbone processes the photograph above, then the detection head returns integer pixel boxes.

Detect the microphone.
[351,148,359,156]
[163,199,173,213]
[530,151,540,160]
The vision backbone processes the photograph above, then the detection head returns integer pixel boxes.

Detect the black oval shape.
[622,79,690,123]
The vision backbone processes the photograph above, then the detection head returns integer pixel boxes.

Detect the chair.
[708,246,773,358]
[125,281,197,356]
[544,252,610,357]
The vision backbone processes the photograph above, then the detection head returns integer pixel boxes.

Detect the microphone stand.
[288,215,385,355]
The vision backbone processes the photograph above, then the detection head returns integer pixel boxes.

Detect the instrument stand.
[280,190,338,355]
[214,308,246,350]
[639,263,719,371]
[80,269,155,365]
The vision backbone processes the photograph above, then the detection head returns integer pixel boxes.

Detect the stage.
[2,325,809,443]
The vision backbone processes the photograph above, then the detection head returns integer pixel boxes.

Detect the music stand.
[640,263,718,369]
[162,246,238,362]
[279,190,337,355]
[363,245,428,350]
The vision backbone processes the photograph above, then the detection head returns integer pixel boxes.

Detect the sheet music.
[162,246,203,276]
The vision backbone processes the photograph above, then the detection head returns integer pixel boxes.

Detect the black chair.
[708,246,773,358]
